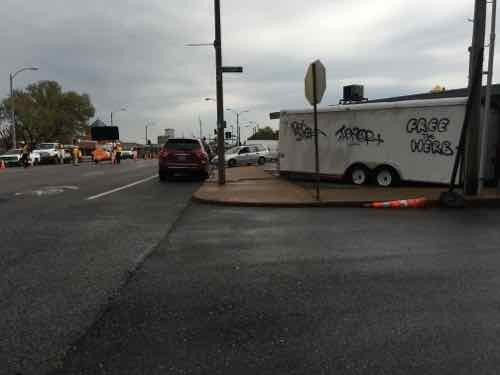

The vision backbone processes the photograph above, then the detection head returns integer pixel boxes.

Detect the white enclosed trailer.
[278,98,499,186]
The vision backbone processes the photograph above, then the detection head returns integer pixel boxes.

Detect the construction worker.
[116,143,122,164]
[72,145,80,165]
[111,143,116,164]
[20,142,30,168]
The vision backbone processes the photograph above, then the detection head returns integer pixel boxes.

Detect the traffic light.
[214,129,217,135]
[225,132,232,140]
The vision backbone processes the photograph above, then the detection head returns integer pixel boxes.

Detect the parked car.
[0,148,38,167]
[120,149,134,159]
[32,143,65,164]
[212,144,270,167]
[158,138,210,180]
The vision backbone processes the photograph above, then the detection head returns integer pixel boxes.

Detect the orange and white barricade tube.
[365,197,427,209]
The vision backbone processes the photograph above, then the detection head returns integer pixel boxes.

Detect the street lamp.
[10,66,39,147]
[226,108,249,146]
[110,107,126,127]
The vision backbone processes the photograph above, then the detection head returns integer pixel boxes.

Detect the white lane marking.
[15,185,79,197]
[86,175,159,201]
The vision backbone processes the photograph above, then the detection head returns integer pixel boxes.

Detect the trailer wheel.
[348,165,370,185]
[375,166,400,187]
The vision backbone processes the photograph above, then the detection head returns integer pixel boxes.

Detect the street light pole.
[236,112,240,146]
[9,66,38,147]
[214,0,226,185]
[10,74,14,147]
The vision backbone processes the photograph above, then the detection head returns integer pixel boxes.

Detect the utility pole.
[480,0,497,193]
[145,124,148,144]
[110,112,113,127]
[214,0,226,184]
[464,0,487,195]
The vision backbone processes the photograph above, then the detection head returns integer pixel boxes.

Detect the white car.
[120,150,134,159]
[32,143,65,164]
[0,149,39,167]
[213,144,271,167]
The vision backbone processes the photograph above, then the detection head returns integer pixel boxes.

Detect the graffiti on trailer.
[406,117,449,134]
[290,120,327,141]
[406,117,454,156]
[335,125,384,146]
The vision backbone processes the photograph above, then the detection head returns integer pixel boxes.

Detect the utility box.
[343,85,365,103]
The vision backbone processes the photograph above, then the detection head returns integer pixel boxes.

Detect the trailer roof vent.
[340,85,367,104]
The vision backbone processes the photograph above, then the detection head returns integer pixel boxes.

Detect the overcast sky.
[1,0,496,143]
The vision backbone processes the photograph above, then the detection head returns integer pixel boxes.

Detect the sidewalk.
[193,166,500,207]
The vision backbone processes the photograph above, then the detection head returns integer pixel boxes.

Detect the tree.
[0,80,95,147]
[248,126,279,140]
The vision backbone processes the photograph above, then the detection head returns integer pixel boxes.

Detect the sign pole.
[312,62,320,201]
[304,59,326,201]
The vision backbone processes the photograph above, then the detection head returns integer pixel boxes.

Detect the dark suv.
[158,138,210,181]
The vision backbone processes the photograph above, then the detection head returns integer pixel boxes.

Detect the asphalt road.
[0,160,202,375]
[50,204,500,375]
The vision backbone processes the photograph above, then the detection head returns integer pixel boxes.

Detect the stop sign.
[305,60,327,106]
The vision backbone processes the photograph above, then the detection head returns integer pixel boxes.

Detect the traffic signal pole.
[214,0,226,185]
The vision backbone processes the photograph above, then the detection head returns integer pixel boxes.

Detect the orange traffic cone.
[0,160,6,170]
[365,197,427,209]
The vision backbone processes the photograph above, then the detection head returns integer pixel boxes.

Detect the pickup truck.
[32,143,65,164]
[0,148,39,167]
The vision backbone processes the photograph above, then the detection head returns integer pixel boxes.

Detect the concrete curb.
[193,192,500,209]
[192,193,443,208]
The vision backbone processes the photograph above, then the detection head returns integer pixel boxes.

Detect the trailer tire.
[347,164,370,186]
[374,166,400,187]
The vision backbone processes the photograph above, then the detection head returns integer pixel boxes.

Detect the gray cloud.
[1,0,494,142]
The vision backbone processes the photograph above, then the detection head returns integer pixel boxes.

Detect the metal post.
[111,112,113,127]
[312,62,320,201]
[10,74,15,148]
[145,125,148,144]
[480,0,497,193]
[214,0,226,184]
[464,0,487,195]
